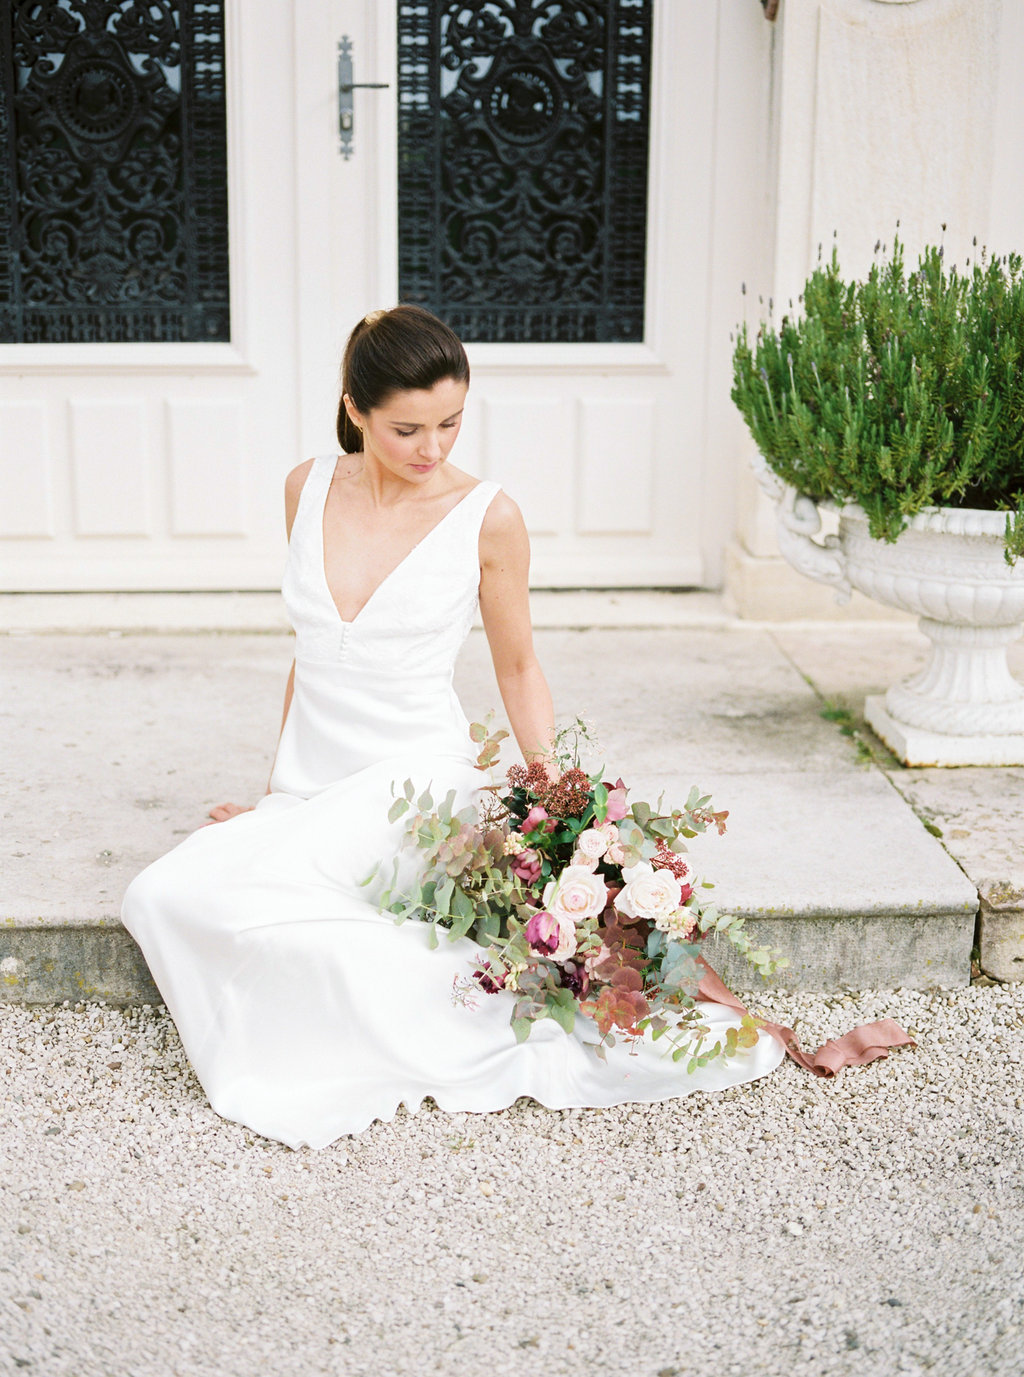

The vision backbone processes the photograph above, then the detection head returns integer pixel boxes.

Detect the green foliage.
[731,239,1024,562]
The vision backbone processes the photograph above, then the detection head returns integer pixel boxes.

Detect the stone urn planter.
[756,456,1024,766]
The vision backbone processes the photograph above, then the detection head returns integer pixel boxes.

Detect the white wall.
[728,0,1024,617]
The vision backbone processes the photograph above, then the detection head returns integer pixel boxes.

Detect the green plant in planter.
[731,238,1024,563]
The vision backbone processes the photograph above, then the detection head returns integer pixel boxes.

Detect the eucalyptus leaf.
[547,999,576,1034]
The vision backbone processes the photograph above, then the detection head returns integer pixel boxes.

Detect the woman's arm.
[478,492,556,769]
[206,462,314,823]
[206,655,293,822]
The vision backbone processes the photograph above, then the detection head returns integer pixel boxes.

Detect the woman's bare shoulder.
[283,459,315,539]
[480,487,523,534]
[479,488,527,565]
[285,457,321,496]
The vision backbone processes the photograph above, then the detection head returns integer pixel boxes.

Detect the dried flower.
[506,760,550,792]
[542,768,591,818]
[652,841,696,888]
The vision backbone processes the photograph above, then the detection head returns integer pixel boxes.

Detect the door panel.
[0,0,299,591]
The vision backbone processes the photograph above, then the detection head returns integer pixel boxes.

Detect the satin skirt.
[121,754,785,1150]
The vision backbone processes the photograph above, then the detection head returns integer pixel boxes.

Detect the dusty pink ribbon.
[697,958,916,1077]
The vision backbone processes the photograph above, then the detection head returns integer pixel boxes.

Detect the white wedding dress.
[122,455,785,1149]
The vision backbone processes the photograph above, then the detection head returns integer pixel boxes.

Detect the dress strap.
[460,479,502,525]
[290,454,337,544]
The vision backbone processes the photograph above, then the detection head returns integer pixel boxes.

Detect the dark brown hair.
[336,305,470,453]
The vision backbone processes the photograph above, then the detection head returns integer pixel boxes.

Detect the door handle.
[337,36,390,159]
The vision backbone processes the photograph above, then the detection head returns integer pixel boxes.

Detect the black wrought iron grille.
[0,0,230,343]
[397,0,653,343]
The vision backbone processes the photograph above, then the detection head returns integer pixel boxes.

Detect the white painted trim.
[528,553,706,588]
[223,0,249,360]
[466,343,668,374]
[643,0,670,363]
[0,344,257,375]
[372,2,400,305]
[0,550,704,593]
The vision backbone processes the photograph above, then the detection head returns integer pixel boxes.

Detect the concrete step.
[3,603,1012,1002]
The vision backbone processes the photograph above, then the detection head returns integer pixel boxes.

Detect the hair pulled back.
[337,304,470,453]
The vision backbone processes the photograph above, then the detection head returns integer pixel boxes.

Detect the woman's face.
[345,377,468,484]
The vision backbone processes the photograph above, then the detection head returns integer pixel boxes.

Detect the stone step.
[1,608,1005,1003]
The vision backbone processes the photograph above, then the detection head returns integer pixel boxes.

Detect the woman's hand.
[203,802,254,826]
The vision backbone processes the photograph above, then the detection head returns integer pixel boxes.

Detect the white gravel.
[2,985,1022,1377]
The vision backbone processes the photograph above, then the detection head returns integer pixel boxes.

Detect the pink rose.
[604,784,628,822]
[522,805,555,835]
[576,828,610,862]
[601,823,628,866]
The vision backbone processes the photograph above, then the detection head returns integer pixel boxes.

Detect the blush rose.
[542,865,609,925]
[614,862,684,924]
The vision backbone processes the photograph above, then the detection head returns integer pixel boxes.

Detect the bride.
[121,305,786,1150]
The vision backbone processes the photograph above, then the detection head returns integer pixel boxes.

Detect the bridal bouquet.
[376,720,786,1069]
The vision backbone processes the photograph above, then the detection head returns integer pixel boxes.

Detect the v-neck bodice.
[319,464,495,629]
[272,454,501,797]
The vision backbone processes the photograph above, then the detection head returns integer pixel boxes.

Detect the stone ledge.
[1,925,159,1006]
[0,909,975,1006]
[704,911,974,993]
[977,880,1024,984]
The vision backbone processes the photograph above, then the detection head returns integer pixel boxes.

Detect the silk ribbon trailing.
[697,958,916,1077]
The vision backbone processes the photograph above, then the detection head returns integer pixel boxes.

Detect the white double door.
[0,0,724,592]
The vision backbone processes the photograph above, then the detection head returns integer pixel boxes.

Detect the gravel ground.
[2,986,1022,1377]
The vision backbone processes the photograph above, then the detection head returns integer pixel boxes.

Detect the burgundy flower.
[559,961,590,999]
[473,961,506,994]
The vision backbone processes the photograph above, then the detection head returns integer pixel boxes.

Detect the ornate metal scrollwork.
[0,0,229,343]
[397,0,653,343]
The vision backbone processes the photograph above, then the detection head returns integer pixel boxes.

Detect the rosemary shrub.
[731,240,1024,563]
